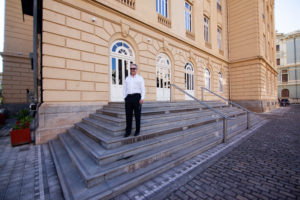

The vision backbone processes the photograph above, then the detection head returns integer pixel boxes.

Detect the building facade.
[0,0,34,112]
[276,30,300,103]
[2,0,278,144]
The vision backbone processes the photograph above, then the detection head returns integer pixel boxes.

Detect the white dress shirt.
[123,74,145,100]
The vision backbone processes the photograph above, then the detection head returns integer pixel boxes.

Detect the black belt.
[127,93,140,96]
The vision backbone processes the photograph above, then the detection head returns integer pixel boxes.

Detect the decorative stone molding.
[157,14,171,28]
[116,0,135,9]
[186,30,195,40]
[121,21,130,37]
[163,38,169,51]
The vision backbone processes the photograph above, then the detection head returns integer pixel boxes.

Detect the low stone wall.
[35,102,106,144]
[233,100,279,113]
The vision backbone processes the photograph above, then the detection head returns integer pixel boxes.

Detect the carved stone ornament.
[163,38,169,50]
[121,21,130,37]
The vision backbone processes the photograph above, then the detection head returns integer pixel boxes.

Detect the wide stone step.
[100,103,228,118]
[68,121,222,167]
[76,110,246,149]
[89,106,242,130]
[59,126,220,188]
[106,101,225,109]
[50,132,222,200]
[68,113,252,168]
[85,108,244,136]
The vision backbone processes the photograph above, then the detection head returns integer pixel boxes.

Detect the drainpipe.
[294,37,298,101]
[33,0,38,103]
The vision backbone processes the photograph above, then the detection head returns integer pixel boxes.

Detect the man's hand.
[139,99,144,104]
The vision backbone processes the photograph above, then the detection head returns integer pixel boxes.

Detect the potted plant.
[10,109,32,146]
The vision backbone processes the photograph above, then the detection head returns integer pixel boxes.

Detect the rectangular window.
[276,44,280,51]
[277,58,280,65]
[217,0,222,12]
[156,0,168,18]
[204,16,209,42]
[185,2,192,32]
[282,70,288,82]
[217,27,222,49]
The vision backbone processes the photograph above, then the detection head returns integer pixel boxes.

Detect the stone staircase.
[49,101,262,200]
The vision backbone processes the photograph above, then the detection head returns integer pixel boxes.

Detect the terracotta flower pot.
[10,128,31,146]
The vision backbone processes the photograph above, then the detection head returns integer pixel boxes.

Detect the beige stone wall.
[228,0,277,112]
[37,0,231,143]
[1,0,34,104]
[42,0,229,103]
[1,54,33,104]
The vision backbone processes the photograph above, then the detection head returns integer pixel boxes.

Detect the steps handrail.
[171,84,228,119]
[170,84,229,143]
[201,87,252,113]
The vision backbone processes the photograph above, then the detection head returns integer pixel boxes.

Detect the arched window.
[205,68,211,90]
[110,40,135,86]
[185,63,194,90]
[281,89,289,98]
[218,72,223,92]
[110,40,135,101]
[156,53,171,101]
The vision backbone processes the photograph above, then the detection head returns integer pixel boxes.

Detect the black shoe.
[134,132,140,136]
[124,133,131,137]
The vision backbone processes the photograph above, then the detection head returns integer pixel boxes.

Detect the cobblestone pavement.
[0,120,63,200]
[162,105,300,200]
[1,106,300,200]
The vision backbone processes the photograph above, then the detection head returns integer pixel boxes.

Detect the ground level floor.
[1,105,299,200]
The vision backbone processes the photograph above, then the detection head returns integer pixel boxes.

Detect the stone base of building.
[35,102,106,144]
[233,100,279,113]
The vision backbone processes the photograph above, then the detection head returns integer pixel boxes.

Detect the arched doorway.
[156,53,171,101]
[281,89,289,98]
[184,62,194,100]
[110,40,135,101]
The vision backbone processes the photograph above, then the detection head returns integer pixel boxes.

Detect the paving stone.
[163,105,300,200]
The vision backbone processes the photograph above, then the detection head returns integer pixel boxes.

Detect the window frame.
[204,68,211,90]
[156,0,169,18]
[204,16,210,43]
[282,70,288,83]
[185,1,192,32]
[217,26,222,49]
[218,72,223,92]
[217,0,222,12]
[185,63,194,91]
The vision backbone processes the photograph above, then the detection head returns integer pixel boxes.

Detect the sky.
[274,0,300,33]
[0,0,300,72]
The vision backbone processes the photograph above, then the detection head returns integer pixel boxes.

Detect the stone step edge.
[59,128,220,188]
[84,109,245,135]
[59,115,252,188]
[99,104,229,117]
[90,107,238,126]
[89,108,243,132]
[68,121,222,166]
[49,135,222,200]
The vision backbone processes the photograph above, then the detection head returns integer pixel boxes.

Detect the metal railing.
[201,87,252,129]
[170,84,229,143]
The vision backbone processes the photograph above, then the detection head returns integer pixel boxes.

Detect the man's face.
[130,65,137,76]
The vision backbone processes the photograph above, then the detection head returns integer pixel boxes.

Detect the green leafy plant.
[13,109,32,130]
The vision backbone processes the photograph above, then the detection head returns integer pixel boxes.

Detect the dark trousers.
[125,93,142,135]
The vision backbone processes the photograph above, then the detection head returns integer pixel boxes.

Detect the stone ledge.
[35,102,106,144]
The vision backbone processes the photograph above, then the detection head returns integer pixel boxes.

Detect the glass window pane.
[118,59,123,85]
[125,60,128,78]
[111,57,116,84]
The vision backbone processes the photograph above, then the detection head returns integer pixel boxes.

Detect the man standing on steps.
[123,63,145,137]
